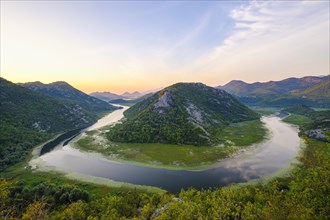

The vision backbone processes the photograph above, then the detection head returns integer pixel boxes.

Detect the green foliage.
[282,104,330,120]
[215,120,267,146]
[0,180,90,219]
[282,104,330,141]
[1,138,329,219]
[0,78,98,171]
[76,120,266,169]
[282,114,313,127]
[108,83,259,146]
[21,81,119,116]
[0,123,52,171]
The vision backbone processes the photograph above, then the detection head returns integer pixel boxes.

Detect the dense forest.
[0,78,117,172]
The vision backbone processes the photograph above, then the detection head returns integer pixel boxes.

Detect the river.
[32,107,302,193]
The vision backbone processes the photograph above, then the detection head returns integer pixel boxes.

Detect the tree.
[22,202,47,220]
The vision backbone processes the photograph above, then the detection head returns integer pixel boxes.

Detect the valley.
[1,1,329,218]
[28,105,301,193]
[1,75,329,219]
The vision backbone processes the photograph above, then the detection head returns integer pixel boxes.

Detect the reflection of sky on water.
[86,105,128,131]
[39,116,302,193]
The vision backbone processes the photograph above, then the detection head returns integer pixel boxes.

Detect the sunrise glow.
[1,1,329,93]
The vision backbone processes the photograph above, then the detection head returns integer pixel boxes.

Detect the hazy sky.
[1,1,329,93]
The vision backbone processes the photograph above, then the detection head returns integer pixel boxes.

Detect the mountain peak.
[49,81,72,87]
[107,82,259,146]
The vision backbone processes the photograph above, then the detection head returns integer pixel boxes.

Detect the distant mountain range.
[218,75,330,107]
[20,81,119,115]
[120,91,143,99]
[90,88,162,102]
[107,83,259,146]
[90,91,144,101]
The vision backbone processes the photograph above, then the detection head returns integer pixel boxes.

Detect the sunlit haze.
[1,1,329,94]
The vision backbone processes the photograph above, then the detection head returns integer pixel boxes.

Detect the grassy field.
[282,114,313,127]
[74,120,267,170]
[249,106,281,116]
[312,107,330,111]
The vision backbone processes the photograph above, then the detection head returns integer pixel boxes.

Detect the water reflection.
[38,110,302,193]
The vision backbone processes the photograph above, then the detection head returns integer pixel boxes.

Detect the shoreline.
[69,116,272,171]
[28,107,304,192]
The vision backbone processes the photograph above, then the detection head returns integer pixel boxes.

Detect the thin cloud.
[212,1,329,58]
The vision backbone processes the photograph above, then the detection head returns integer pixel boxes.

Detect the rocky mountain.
[20,81,119,115]
[218,75,330,107]
[89,91,122,101]
[107,83,259,146]
[91,90,157,102]
[0,78,98,171]
[120,91,142,99]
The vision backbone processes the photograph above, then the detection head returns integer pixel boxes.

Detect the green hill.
[281,104,330,141]
[291,79,330,99]
[20,81,119,115]
[0,78,99,171]
[107,83,259,146]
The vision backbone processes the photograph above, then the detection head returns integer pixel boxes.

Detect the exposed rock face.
[185,103,204,124]
[303,128,330,142]
[107,82,259,146]
[153,90,173,113]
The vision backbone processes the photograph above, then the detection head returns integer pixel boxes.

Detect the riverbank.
[73,119,268,170]
[3,135,328,219]
[29,115,302,193]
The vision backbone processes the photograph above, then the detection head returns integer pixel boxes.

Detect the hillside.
[291,79,330,98]
[219,75,330,107]
[0,78,97,171]
[107,83,259,146]
[281,104,330,141]
[21,81,119,115]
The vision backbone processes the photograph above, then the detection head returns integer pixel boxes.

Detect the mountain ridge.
[107,82,259,146]
[218,75,330,107]
[0,78,98,171]
[20,81,119,115]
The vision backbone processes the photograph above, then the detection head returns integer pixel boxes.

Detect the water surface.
[38,108,302,193]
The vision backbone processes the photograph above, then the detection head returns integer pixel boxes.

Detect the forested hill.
[107,82,259,146]
[0,78,98,171]
[281,104,330,142]
[20,81,119,115]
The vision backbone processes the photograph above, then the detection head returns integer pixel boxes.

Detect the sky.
[1,0,329,94]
